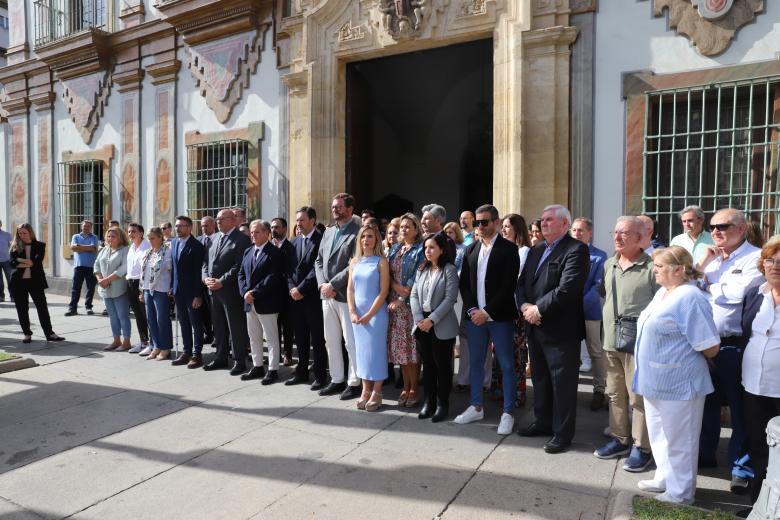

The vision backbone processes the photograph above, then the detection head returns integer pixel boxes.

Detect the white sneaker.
[497,413,514,435]
[454,405,484,425]
[139,345,153,356]
[128,343,146,354]
[638,479,666,493]
[579,359,592,373]
[654,492,692,505]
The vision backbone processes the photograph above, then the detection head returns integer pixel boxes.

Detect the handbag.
[612,266,637,354]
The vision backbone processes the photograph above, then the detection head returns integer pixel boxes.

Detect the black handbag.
[612,267,637,354]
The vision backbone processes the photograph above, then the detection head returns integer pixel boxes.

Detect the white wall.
[592,0,780,252]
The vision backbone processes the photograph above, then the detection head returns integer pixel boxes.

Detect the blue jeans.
[466,319,516,413]
[69,266,97,311]
[700,346,754,479]
[145,290,172,350]
[104,294,132,339]
[0,261,12,298]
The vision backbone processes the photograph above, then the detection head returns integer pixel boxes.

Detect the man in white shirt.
[696,208,763,494]
[670,205,713,263]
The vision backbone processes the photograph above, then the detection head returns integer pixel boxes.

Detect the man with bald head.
[696,208,762,493]
[202,208,252,374]
[460,211,475,245]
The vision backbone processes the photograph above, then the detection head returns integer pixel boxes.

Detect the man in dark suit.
[198,215,218,344]
[516,204,590,453]
[285,206,327,388]
[171,215,207,368]
[315,192,361,399]
[454,204,520,437]
[271,217,296,366]
[238,220,285,384]
[202,208,252,374]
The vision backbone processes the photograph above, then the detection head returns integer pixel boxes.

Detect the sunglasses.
[710,223,734,231]
[474,219,492,227]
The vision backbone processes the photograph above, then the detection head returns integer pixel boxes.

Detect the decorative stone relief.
[653,0,764,56]
[378,0,427,39]
[60,69,113,144]
[337,19,367,42]
[457,0,487,18]
[187,25,270,124]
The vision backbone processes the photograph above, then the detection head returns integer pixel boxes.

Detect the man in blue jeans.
[66,220,99,316]
[454,204,520,436]
[0,220,12,302]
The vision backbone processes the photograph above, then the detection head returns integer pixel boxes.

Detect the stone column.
[749,416,780,519]
[114,65,145,225]
[30,92,55,271]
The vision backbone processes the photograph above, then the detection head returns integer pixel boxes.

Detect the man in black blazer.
[202,208,252,374]
[516,204,590,453]
[171,215,207,369]
[454,204,520,437]
[271,217,296,366]
[238,220,285,384]
[284,206,327,388]
[197,215,218,344]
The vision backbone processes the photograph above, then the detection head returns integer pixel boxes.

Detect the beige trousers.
[605,350,650,450]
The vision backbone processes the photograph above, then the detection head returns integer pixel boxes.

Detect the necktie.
[203,235,211,249]
[253,247,260,268]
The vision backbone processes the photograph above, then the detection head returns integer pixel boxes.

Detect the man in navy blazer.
[271,217,296,366]
[516,204,590,454]
[171,216,207,368]
[285,206,327,387]
[238,220,285,384]
[197,215,218,344]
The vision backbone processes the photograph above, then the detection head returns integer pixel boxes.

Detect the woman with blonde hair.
[348,223,390,411]
[443,222,466,272]
[383,217,401,256]
[9,223,64,343]
[387,213,425,406]
[633,245,720,505]
[95,226,131,351]
[140,227,174,360]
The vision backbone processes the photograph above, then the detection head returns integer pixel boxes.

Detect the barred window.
[57,159,108,252]
[186,139,249,222]
[33,0,108,46]
[643,78,780,243]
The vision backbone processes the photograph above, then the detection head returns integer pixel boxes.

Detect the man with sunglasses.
[696,208,762,494]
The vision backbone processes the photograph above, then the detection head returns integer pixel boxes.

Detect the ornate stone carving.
[378,0,427,39]
[457,0,487,18]
[653,0,764,56]
[187,25,270,123]
[60,69,113,144]
[336,19,367,42]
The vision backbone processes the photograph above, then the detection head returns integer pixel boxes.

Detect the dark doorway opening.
[346,39,493,222]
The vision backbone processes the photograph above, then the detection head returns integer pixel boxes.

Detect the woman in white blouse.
[95,227,131,351]
[140,227,174,360]
[742,235,780,507]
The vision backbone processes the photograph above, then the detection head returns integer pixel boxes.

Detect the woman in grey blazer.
[410,233,460,422]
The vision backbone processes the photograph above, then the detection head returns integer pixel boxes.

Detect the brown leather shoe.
[171,353,191,366]
[187,355,203,369]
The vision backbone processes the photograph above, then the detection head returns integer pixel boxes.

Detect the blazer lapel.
[329,221,353,260]
[532,238,566,283]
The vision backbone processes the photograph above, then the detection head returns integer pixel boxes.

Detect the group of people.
[4,195,779,514]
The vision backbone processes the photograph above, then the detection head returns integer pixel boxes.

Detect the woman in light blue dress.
[348,223,390,411]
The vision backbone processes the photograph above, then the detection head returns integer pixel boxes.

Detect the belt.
[720,335,747,349]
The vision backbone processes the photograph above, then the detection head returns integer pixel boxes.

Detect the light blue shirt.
[71,232,99,268]
[463,231,474,246]
[0,229,11,262]
[535,235,564,274]
[633,283,719,401]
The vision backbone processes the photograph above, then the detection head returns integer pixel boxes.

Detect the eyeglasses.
[763,258,780,269]
[710,223,734,232]
[474,219,492,227]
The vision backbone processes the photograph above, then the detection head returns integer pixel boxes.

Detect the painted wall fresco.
[154,87,175,224]
[120,94,140,224]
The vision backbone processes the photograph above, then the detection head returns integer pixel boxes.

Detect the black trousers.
[211,289,249,365]
[291,296,327,383]
[11,279,54,337]
[201,291,213,340]
[127,279,149,344]
[527,336,580,442]
[744,391,780,501]
[415,327,454,407]
[68,266,96,311]
[175,293,205,356]
[278,299,294,359]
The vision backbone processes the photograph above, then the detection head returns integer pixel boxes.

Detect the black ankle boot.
[418,399,435,419]
[432,403,449,422]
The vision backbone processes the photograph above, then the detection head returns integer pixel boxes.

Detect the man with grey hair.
[696,208,762,493]
[0,219,12,302]
[421,203,446,235]
[670,205,712,263]
[636,215,657,255]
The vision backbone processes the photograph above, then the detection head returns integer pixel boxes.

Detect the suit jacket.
[515,233,590,344]
[410,263,460,339]
[315,219,359,302]
[238,242,284,314]
[172,235,205,299]
[203,228,252,297]
[288,229,322,298]
[460,235,520,322]
[10,240,48,290]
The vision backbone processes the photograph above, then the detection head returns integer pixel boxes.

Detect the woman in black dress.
[9,223,64,343]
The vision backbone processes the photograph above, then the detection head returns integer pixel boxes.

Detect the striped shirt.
[633,283,719,401]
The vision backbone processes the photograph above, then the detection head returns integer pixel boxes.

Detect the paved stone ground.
[0,294,750,519]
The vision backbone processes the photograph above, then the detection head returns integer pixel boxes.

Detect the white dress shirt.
[476,233,498,316]
[742,282,780,397]
[703,240,763,336]
[126,240,151,280]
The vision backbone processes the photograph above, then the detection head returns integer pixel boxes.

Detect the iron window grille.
[642,77,780,243]
[33,0,110,47]
[57,159,108,248]
[186,139,249,222]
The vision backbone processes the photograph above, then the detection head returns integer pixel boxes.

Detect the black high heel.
[22,335,32,344]
[46,334,65,342]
